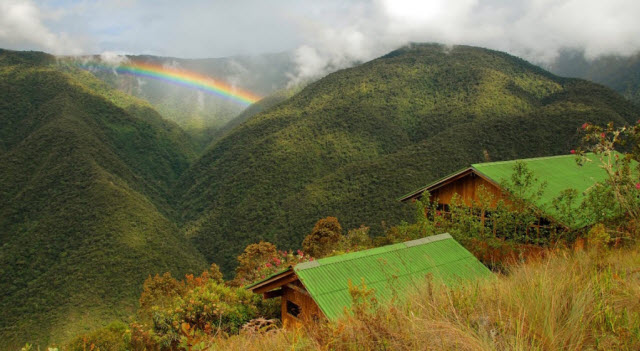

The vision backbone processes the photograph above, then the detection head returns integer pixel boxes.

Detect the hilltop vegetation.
[0,49,207,348]
[178,43,640,275]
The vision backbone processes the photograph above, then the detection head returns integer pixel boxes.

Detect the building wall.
[280,281,323,328]
[430,173,504,208]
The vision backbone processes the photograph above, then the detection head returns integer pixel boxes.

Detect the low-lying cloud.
[287,0,640,82]
[2,0,639,84]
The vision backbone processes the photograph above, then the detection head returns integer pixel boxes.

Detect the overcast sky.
[2,0,640,73]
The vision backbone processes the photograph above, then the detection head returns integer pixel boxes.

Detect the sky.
[1,0,640,79]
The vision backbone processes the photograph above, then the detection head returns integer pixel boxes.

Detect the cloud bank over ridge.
[2,0,639,81]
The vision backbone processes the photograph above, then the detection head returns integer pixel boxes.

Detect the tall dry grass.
[209,247,640,350]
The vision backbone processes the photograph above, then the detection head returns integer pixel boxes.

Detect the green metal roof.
[400,153,628,228]
[294,233,492,321]
[471,153,616,228]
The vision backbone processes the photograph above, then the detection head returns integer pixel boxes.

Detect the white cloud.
[1,0,639,77]
[0,0,82,54]
[284,0,640,82]
[99,51,128,65]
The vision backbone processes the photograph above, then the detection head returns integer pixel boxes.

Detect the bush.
[302,217,344,258]
[150,281,264,349]
[65,322,130,351]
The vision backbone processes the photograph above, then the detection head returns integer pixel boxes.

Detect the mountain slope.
[177,44,640,275]
[0,50,207,348]
[69,52,296,149]
[549,50,640,106]
[202,85,305,149]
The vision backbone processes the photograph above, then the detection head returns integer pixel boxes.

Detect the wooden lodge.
[398,154,613,230]
[247,233,491,327]
[399,167,505,209]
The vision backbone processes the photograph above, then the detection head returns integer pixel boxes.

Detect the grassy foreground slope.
[215,246,640,350]
[0,50,207,348]
[178,44,640,274]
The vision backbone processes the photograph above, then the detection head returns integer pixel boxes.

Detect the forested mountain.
[549,50,640,106]
[70,53,296,149]
[0,49,207,348]
[3,43,640,348]
[177,44,640,275]
[203,85,305,146]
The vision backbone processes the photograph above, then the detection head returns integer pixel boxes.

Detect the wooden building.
[399,167,504,209]
[246,268,323,326]
[398,154,613,229]
[247,233,491,327]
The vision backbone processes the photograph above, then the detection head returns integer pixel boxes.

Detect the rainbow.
[81,60,262,106]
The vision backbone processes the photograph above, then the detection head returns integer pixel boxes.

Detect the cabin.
[398,154,613,230]
[247,233,491,327]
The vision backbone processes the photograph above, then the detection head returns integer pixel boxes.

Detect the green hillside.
[203,85,305,148]
[0,49,207,348]
[177,44,640,275]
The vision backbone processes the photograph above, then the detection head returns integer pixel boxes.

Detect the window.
[286,300,301,318]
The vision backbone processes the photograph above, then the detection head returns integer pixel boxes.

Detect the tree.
[232,241,279,285]
[138,272,185,324]
[498,161,549,242]
[340,225,373,251]
[302,217,344,258]
[577,122,640,237]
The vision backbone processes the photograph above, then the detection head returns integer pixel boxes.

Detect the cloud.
[0,0,82,54]
[286,0,640,81]
[2,0,639,81]
[99,51,129,66]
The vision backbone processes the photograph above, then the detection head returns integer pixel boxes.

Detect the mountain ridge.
[176,43,640,275]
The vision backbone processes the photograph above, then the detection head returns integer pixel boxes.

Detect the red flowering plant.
[254,249,313,281]
[575,121,640,237]
[231,241,314,287]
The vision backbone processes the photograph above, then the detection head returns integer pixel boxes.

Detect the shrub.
[151,281,263,348]
[65,322,130,351]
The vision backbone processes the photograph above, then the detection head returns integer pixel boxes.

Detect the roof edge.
[397,167,473,202]
[470,153,581,168]
[245,266,293,290]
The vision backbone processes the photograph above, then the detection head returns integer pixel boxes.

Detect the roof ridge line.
[308,254,478,297]
[472,153,579,167]
[403,233,452,247]
[397,167,473,201]
[295,234,453,271]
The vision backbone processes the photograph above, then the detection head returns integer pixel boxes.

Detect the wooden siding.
[280,280,323,328]
[429,172,504,207]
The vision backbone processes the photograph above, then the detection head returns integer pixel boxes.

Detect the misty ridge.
[5,0,637,142]
[3,0,640,79]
